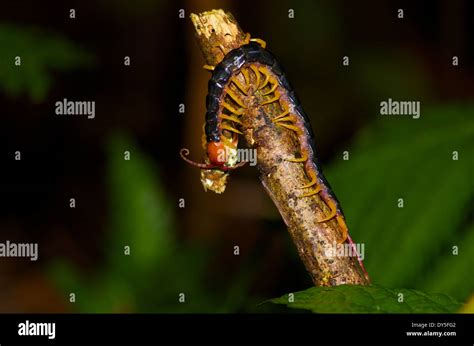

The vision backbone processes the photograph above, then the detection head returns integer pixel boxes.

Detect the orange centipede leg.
[221,135,235,147]
[222,102,244,115]
[275,122,301,134]
[261,94,280,106]
[244,33,267,49]
[286,151,307,163]
[203,65,215,71]
[250,65,260,90]
[242,69,250,89]
[221,124,243,135]
[272,109,290,122]
[336,215,348,244]
[220,114,243,124]
[300,184,322,197]
[298,168,318,189]
[244,33,251,44]
[225,88,246,108]
[317,198,337,223]
[273,115,296,124]
[258,68,270,89]
[250,38,267,48]
[262,81,278,96]
[231,77,248,95]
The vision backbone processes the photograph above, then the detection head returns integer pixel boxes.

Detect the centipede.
[180,34,368,278]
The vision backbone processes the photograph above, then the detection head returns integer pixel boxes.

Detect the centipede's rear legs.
[244,33,267,48]
[203,65,215,71]
[319,192,349,243]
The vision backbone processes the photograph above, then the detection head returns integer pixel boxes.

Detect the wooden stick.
[190,9,369,286]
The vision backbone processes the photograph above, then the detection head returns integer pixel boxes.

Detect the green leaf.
[0,23,93,102]
[270,285,462,313]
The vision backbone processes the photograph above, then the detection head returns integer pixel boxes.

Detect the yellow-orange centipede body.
[180,35,369,279]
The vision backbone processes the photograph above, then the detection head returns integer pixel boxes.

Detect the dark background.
[0,0,472,312]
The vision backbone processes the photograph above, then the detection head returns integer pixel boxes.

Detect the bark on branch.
[190,9,369,286]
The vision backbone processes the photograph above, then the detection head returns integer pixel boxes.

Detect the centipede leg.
[220,114,243,124]
[222,102,244,115]
[258,67,270,90]
[262,81,278,96]
[250,65,260,90]
[244,33,251,44]
[231,76,248,95]
[335,214,348,244]
[261,94,280,106]
[275,122,301,134]
[203,65,215,71]
[242,69,250,89]
[298,167,318,189]
[244,33,267,49]
[300,184,322,197]
[201,123,208,149]
[225,88,246,108]
[221,135,236,147]
[272,110,290,122]
[286,152,307,163]
[221,124,243,135]
[317,197,337,223]
[250,38,267,48]
[273,115,297,124]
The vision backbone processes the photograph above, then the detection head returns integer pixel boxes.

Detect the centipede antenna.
[180,148,247,171]
[180,148,216,169]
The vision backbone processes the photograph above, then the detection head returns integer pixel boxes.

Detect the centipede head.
[179,146,246,194]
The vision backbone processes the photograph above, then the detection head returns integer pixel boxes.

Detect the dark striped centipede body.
[180,36,368,278]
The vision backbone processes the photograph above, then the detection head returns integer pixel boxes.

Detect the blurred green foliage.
[271,284,461,313]
[272,105,473,312]
[326,105,473,297]
[0,24,93,102]
[50,134,251,313]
